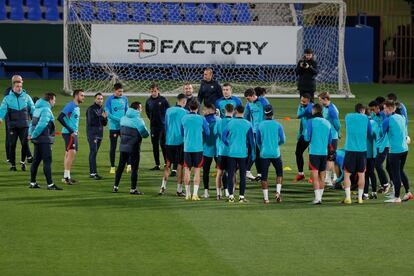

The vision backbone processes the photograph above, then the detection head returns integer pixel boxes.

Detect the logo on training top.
[114,107,118,112]
[127,32,268,59]
[74,114,79,119]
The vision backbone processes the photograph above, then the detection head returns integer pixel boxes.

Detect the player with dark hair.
[202,103,220,198]
[256,105,285,204]
[181,100,210,200]
[159,93,188,196]
[145,83,170,171]
[254,87,267,98]
[0,78,35,171]
[305,103,332,204]
[294,93,313,182]
[198,68,223,106]
[105,83,129,174]
[295,48,318,100]
[342,103,372,204]
[223,105,255,203]
[382,100,412,203]
[215,103,234,199]
[387,93,408,124]
[86,92,108,180]
[113,102,149,194]
[318,91,341,187]
[29,92,61,190]
[244,88,269,181]
[58,89,85,184]
[215,83,242,118]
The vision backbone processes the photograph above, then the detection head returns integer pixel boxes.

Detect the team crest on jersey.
[74,114,79,119]
[211,86,214,89]
[114,107,118,111]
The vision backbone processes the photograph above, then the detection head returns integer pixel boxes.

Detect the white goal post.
[63,0,352,97]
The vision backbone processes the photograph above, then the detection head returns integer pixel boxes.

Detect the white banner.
[90,24,302,65]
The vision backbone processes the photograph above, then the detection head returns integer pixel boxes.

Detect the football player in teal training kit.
[305,103,332,205]
[105,83,129,174]
[244,88,269,181]
[159,94,188,197]
[342,104,372,204]
[318,92,341,187]
[214,103,234,199]
[294,93,313,182]
[202,103,220,199]
[256,105,285,204]
[382,100,412,203]
[223,105,255,203]
[58,89,85,185]
[215,83,242,118]
[181,100,210,201]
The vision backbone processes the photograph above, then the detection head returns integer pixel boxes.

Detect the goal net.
[64,0,351,97]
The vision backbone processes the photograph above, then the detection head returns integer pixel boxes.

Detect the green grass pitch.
[0,80,413,275]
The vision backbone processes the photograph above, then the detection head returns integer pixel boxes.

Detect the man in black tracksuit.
[295,48,318,101]
[86,93,108,180]
[197,68,223,106]
[145,83,170,170]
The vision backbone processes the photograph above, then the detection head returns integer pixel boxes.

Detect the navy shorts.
[328,139,338,161]
[62,133,78,152]
[183,151,204,169]
[216,155,228,170]
[344,151,366,174]
[166,144,184,165]
[309,154,327,172]
[260,157,283,181]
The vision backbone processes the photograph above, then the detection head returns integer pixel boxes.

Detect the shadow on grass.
[1,187,388,212]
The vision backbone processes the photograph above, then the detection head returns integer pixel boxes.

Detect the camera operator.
[295,48,318,101]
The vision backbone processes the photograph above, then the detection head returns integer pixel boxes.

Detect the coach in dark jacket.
[145,83,170,170]
[295,48,318,101]
[86,93,108,180]
[198,68,223,106]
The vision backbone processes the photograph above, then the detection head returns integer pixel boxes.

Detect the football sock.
[193,185,199,196]
[345,187,351,199]
[298,172,304,176]
[161,179,166,189]
[325,170,332,181]
[263,189,269,201]
[314,189,320,201]
[319,189,324,200]
[185,185,190,196]
[276,184,282,194]
[358,189,364,200]
[64,170,70,179]
[177,183,183,193]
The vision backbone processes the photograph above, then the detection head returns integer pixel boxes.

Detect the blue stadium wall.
[0,24,373,83]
